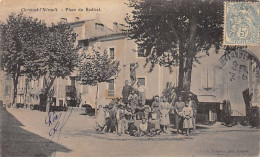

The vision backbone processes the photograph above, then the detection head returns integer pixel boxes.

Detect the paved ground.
[0,106,259,157]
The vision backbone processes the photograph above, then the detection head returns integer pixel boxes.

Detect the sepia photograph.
[0,0,259,157]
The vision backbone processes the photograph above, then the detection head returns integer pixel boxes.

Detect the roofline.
[68,19,95,25]
[79,31,129,42]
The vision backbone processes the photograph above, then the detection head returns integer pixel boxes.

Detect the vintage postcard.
[0,0,259,157]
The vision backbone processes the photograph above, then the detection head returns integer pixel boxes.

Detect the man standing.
[174,96,185,134]
[122,80,132,104]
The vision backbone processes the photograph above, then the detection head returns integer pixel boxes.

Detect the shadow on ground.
[0,107,71,157]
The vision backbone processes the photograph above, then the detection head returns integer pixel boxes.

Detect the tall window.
[137,78,146,86]
[109,48,115,59]
[108,79,115,96]
[201,67,215,90]
[137,45,145,57]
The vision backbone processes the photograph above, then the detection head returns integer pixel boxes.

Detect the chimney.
[113,22,118,33]
[60,18,67,23]
[75,17,80,21]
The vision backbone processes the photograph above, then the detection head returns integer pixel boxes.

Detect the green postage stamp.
[224,2,260,46]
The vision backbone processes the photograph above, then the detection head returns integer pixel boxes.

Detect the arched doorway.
[218,49,260,116]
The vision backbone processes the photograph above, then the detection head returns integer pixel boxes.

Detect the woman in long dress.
[96,105,106,133]
[159,96,171,133]
[182,101,193,136]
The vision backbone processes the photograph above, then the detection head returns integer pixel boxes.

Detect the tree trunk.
[24,79,28,108]
[178,44,185,93]
[182,57,193,91]
[179,16,197,92]
[44,76,56,112]
[177,46,194,92]
[46,95,51,113]
[12,75,19,108]
[95,84,99,117]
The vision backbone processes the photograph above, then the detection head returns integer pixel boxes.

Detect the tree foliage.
[31,22,79,80]
[126,0,224,91]
[0,13,47,106]
[36,21,79,111]
[126,0,255,91]
[77,47,120,86]
[0,13,79,110]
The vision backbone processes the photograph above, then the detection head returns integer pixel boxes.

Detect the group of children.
[95,90,196,137]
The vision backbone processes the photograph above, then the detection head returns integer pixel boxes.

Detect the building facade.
[191,48,260,117]
[12,17,175,109]
[0,53,13,106]
[3,16,259,118]
[73,18,176,108]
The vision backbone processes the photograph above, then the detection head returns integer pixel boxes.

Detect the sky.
[0,0,130,29]
[0,0,259,58]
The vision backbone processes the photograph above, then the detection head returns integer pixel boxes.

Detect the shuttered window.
[201,67,215,90]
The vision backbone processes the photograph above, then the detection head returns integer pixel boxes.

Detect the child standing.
[116,104,127,136]
[182,101,194,136]
[144,105,151,120]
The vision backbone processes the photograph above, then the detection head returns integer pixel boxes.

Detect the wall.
[78,35,175,108]
[191,48,260,116]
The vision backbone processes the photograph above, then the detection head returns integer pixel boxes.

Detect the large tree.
[126,0,224,92]
[0,13,47,107]
[77,47,120,113]
[31,21,79,112]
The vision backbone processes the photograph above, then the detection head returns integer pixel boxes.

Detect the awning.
[197,95,219,103]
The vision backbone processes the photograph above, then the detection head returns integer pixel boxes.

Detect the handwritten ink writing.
[44,110,72,137]
[45,112,62,127]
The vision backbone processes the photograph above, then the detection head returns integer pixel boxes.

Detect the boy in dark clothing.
[126,121,138,136]
[135,99,145,120]
[108,103,117,133]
